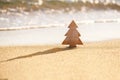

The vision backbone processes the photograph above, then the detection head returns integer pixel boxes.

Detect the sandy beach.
[1,1,120,80]
[0,39,120,80]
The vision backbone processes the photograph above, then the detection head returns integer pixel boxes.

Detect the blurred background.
[0,0,120,45]
[0,0,120,29]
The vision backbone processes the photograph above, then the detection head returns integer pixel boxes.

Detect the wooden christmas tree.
[62,20,83,48]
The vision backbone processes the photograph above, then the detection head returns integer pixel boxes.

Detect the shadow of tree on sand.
[1,47,71,63]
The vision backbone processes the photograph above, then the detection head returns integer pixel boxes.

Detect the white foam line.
[0,24,65,31]
[0,19,120,31]
[79,19,120,24]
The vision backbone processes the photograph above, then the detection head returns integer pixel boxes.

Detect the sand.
[0,40,120,80]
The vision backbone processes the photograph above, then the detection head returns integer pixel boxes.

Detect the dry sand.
[0,40,120,80]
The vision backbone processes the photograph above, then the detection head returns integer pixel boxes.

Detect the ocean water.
[0,9,120,45]
[0,9,120,30]
[0,22,120,46]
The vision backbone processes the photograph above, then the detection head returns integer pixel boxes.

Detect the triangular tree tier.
[68,20,78,28]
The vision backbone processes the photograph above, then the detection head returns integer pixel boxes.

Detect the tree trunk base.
[69,45,77,48]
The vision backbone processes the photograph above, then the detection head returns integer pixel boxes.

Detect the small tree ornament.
[62,20,83,48]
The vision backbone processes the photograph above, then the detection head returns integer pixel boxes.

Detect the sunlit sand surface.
[0,39,120,80]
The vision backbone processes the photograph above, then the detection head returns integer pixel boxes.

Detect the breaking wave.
[0,9,120,31]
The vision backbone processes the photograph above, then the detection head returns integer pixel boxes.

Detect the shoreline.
[0,22,120,46]
[0,39,119,47]
[0,18,120,31]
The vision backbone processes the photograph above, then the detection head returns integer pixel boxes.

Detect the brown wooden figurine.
[62,20,83,48]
